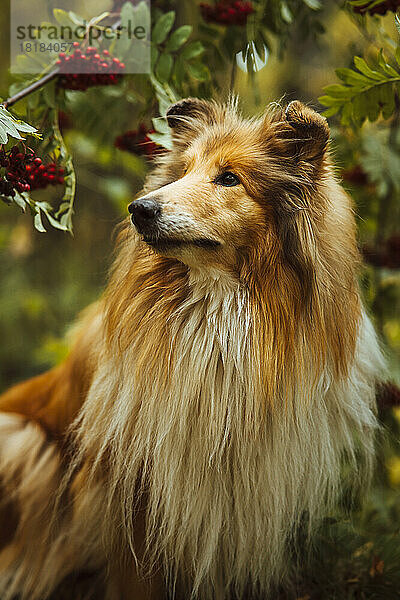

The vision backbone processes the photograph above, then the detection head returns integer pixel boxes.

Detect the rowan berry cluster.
[25,160,65,190]
[114,125,159,157]
[363,234,400,269]
[0,145,64,199]
[352,0,400,16]
[377,382,400,408]
[58,111,72,132]
[200,1,254,26]
[342,164,368,186]
[57,43,125,91]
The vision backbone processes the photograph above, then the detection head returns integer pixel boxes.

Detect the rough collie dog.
[0,98,384,600]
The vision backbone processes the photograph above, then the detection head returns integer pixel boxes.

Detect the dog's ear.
[275,101,330,163]
[166,97,212,134]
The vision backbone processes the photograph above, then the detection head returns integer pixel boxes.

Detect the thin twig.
[2,69,60,109]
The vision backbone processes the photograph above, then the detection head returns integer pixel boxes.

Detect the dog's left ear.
[166,97,212,135]
[275,101,330,163]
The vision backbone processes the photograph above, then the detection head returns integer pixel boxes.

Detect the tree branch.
[2,69,60,109]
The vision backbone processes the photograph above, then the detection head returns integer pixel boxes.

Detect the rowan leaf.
[152,11,175,45]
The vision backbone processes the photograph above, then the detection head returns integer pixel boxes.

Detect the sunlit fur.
[0,98,384,599]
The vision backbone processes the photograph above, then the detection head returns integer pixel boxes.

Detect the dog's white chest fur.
[82,271,382,599]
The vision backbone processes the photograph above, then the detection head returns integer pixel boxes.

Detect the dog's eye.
[214,172,240,187]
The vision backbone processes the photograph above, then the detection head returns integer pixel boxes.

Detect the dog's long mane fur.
[0,99,384,600]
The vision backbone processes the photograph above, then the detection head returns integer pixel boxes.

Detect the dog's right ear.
[166,97,212,135]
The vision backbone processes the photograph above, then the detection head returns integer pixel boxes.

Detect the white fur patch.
[72,278,384,599]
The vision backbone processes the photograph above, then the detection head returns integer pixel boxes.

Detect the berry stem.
[2,68,60,109]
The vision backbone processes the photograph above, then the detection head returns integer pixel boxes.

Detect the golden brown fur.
[0,98,384,599]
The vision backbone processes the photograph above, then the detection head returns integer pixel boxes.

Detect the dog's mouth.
[142,235,221,251]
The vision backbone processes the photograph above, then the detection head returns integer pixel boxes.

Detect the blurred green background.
[1,1,400,597]
[1,1,398,389]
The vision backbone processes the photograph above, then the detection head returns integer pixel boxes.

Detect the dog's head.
[128,97,331,281]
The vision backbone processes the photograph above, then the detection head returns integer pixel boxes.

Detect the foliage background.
[0,0,400,598]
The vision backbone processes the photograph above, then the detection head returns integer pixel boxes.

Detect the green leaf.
[378,50,399,78]
[152,117,169,134]
[156,53,173,82]
[187,61,210,81]
[318,95,345,107]
[53,9,74,27]
[354,56,386,81]
[365,86,381,122]
[151,46,159,70]
[396,14,400,36]
[51,109,75,233]
[165,25,192,52]
[336,67,370,86]
[302,0,321,8]
[173,55,186,87]
[152,11,175,45]
[68,11,85,26]
[43,82,56,108]
[13,120,37,134]
[13,192,27,211]
[0,118,23,140]
[148,131,172,150]
[321,106,340,117]
[181,41,205,60]
[0,107,38,144]
[36,201,69,231]
[380,83,396,119]
[34,212,46,233]
[253,37,267,64]
[322,84,352,98]
[0,126,8,144]
[27,91,40,111]
[280,2,293,23]
[117,2,137,58]
[341,101,353,126]
[352,93,368,126]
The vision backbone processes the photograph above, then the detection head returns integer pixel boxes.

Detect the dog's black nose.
[128,197,161,232]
